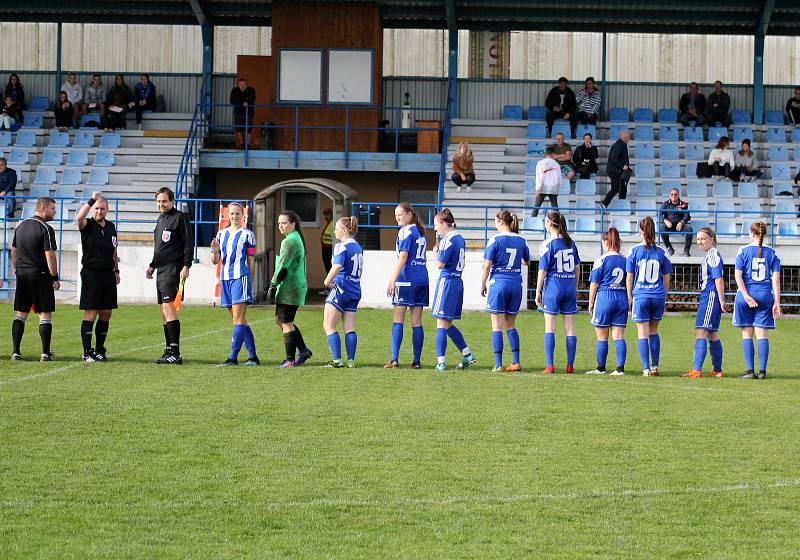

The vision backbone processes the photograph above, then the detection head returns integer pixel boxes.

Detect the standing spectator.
[53,92,73,131]
[705,80,731,127]
[708,136,735,180]
[787,86,800,125]
[532,146,562,217]
[4,74,25,109]
[103,92,127,132]
[575,76,601,125]
[320,207,334,277]
[552,132,576,181]
[82,74,106,121]
[107,75,134,111]
[451,142,476,193]
[60,72,83,128]
[572,133,599,179]
[678,82,706,126]
[230,77,256,149]
[733,139,762,182]
[0,95,23,131]
[545,77,577,137]
[134,74,157,130]
[660,187,693,257]
[0,157,18,218]
[600,129,632,208]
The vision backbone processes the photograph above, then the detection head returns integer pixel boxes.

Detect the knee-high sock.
[283,331,296,360]
[11,316,25,355]
[390,322,403,362]
[95,320,109,353]
[566,335,577,367]
[692,338,708,371]
[446,326,469,355]
[435,327,448,362]
[709,339,723,373]
[163,323,170,348]
[81,319,94,353]
[293,326,307,353]
[165,320,180,353]
[742,338,755,371]
[412,326,424,363]
[345,331,357,361]
[637,338,651,370]
[595,340,608,370]
[507,328,520,364]
[326,332,341,361]
[544,332,555,368]
[491,331,503,368]
[39,320,52,354]
[757,339,769,372]
[648,333,661,367]
[243,326,257,358]
[229,324,246,360]
[614,339,627,369]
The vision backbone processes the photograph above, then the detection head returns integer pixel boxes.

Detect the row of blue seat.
[0,130,122,149]
[6,149,116,167]
[519,216,799,237]
[522,195,795,216]
[525,122,800,143]
[25,185,104,201]
[33,166,110,186]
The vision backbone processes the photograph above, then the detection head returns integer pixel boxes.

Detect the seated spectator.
[103,92,127,131]
[60,72,83,128]
[532,146,562,217]
[0,157,18,218]
[4,74,25,109]
[134,74,157,130]
[230,77,257,149]
[107,74,134,111]
[679,82,705,126]
[708,136,734,180]
[599,129,631,208]
[82,74,107,120]
[451,142,475,193]
[787,86,800,125]
[552,132,575,181]
[545,77,576,136]
[53,91,73,131]
[732,139,762,182]
[572,133,599,179]
[575,76,601,125]
[0,95,23,131]
[660,187,692,257]
[705,80,730,127]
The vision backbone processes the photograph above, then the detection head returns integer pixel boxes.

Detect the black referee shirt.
[150,207,194,269]
[80,218,117,270]
[12,216,57,275]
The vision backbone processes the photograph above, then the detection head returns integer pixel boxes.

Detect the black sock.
[163,324,170,349]
[81,320,94,353]
[166,320,180,354]
[95,320,109,353]
[39,320,53,354]
[11,317,25,354]
[283,331,296,360]
[293,326,307,353]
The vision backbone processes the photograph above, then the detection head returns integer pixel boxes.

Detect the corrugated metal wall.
[383,78,447,124]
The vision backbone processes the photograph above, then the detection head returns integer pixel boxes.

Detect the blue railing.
[174,75,209,200]
[436,76,457,206]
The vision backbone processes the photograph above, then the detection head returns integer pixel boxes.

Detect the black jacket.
[230,87,256,116]
[662,198,691,225]
[545,86,576,114]
[0,167,17,194]
[606,139,629,174]
[4,84,25,109]
[679,93,706,115]
[572,144,599,166]
[2,102,23,124]
[150,207,194,269]
[787,96,800,124]
[706,91,730,115]
[107,84,134,107]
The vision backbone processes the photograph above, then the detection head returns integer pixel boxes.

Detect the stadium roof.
[1,0,799,36]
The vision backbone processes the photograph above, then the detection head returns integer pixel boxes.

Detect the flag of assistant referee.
[10,196,60,362]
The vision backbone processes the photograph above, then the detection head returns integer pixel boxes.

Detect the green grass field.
[1,303,799,559]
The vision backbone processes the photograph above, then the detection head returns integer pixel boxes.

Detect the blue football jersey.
[436,231,466,279]
[484,233,530,279]
[589,251,626,292]
[333,238,363,293]
[626,243,673,298]
[735,243,780,293]
[538,236,581,288]
[396,224,428,284]
[700,247,724,293]
[217,227,255,281]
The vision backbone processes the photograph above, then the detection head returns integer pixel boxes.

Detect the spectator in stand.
[708,136,735,180]
[545,77,577,137]
[134,74,157,130]
[572,133,599,179]
[452,142,476,193]
[599,129,631,209]
[532,146,562,217]
[0,95,23,131]
[107,75,134,111]
[60,72,84,128]
[575,76,601,125]
[53,91,73,131]
[82,74,106,121]
[552,132,576,181]
[733,139,762,182]
[705,80,731,127]
[0,157,18,218]
[679,82,706,126]
[660,187,692,257]
[787,86,800,125]
[103,92,127,132]
[230,77,257,149]
[5,74,25,109]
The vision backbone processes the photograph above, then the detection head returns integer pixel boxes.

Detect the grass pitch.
[1,303,799,559]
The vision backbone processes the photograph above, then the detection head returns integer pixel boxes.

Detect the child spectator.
[60,72,83,128]
[451,142,476,193]
[53,91,73,131]
[4,74,25,109]
[134,74,157,130]
[0,95,23,131]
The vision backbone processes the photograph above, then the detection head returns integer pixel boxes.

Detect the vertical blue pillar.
[600,32,607,119]
[55,22,63,96]
[201,23,214,123]
[447,27,458,119]
[753,32,765,125]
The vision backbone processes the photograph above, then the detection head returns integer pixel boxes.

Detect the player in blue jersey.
[626,216,673,377]
[322,216,363,368]
[535,210,581,374]
[733,221,781,379]
[586,227,628,375]
[480,211,530,372]
[683,227,729,378]
[431,209,475,371]
[385,202,429,369]
[210,202,259,366]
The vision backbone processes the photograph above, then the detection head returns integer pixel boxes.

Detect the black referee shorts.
[80,268,118,310]
[14,273,55,314]
[275,303,299,324]
[156,263,182,304]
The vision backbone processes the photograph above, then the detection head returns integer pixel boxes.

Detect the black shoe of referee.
[154,349,171,364]
[93,349,109,362]
[162,352,183,365]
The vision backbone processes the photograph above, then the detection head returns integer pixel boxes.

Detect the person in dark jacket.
[107,75,134,110]
[134,74,157,129]
[103,92,128,131]
[5,74,25,109]
[787,86,800,125]
[572,133,599,179]
[679,82,706,126]
[0,157,18,218]
[0,95,23,130]
[599,130,631,208]
[53,91,73,131]
[230,77,257,149]
[705,80,731,127]
[660,187,693,257]
[545,77,577,137]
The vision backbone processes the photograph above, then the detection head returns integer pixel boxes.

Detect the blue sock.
[566,335,577,367]
[596,340,608,370]
[757,339,769,372]
[446,325,468,353]
[390,322,404,361]
[435,328,448,360]
[637,338,651,370]
[492,331,503,368]
[412,326,424,364]
[345,331,357,361]
[230,324,246,360]
[507,328,520,364]
[544,332,555,368]
[742,339,755,371]
[649,334,661,367]
[614,339,627,370]
[693,338,708,371]
[327,332,341,361]
[709,339,723,373]
[243,325,257,358]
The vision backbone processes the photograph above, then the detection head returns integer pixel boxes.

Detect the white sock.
[462,347,471,356]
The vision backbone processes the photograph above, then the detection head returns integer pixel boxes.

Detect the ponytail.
[602,227,621,253]
[435,208,456,228]
[496,210,519,234]
[639,216,656,250]
[337,216,358,236]
[397,202,425,236]
[546,210,572,248]
[750,221,767,258]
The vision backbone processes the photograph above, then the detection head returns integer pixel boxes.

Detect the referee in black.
[10,196,60,361]
[76,190,119,362]
[146,187,193,364]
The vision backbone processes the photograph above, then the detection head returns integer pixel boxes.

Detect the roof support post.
[753,0,775,125]
[445,0,458,118]
[600,32,607,119]
[55,22,63,97]
[201,22,214,123]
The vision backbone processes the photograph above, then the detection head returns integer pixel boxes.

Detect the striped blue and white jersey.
[216,227,255,280]
[700,247,724,293]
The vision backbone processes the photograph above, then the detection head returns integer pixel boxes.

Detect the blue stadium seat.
[575,179,595,196]
[93,150,115,167]
[715,220,738,236]
[661,180,681,197]
[67,150,89,167]
[714,199,736,218]
[692,200,710,217]
[74,131,95,148]
[525,159,539,175]
[30,186,52,202]
[523,194,537,209]
[795,147,800,162]
[708,127,728,143]
[691,219,710,231]
[633,108,653,123]
[55,185,77,202]
[609,124,628,140]
[33,168,56,185]
[766,127,786,143]
[49,131,70,148]
[635,180,657,197]
[771,163,792,181]
[687,180,707,198]
[608,108,629,122]
[574,196,595,211]
[738,182,759,199]
[765,111,784,125]
[740,200,763,216]
[100,133,121,149]
[768,146,789,162]
[522,216,544,232]
[772,181,794,196]
[22,114,43,128]
[610,218,633,234]
[8,149,29,165]
[559,178,571,196]
[80,115,100,128]
[41,149,63,166]
[659,143,679,160]
[28,96,49,112]
[87,168,109,186]
[527,106,547,121]
[15,131,36,147]
[778,221,799,237]
[20,204,35,220]
[636,162,655,178]
[658,108,678,123]
[573,217,596,233]
[774,199,796,216]
[610,198,632,214]
[733,126,753,143]
[685,143,705,161]
[659,125,678,141]
[524,177,535,194]
[0,131,10,146]
[660,160,681,178]
[526,123,547,139]
[59,168,82,186]
[551,122,572,138]
[683,125,704,142]
[634,125,654,141]
[712,181,733,197]
[636,197,658,213]
[635,142,654,159]
[740,221,762,237]
[503,105,523,120]
[792,128,800,143]
[526,140,546,155]
[731,110,752,124]
[575,124,596,139]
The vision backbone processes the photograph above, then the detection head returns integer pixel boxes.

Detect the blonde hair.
[337,216,358,236]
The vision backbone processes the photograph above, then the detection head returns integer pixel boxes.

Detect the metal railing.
[174,75,209,200]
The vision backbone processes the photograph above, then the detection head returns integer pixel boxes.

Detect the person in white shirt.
[60,72,83,128]
[707,136,735,180]
[532,146,562,217]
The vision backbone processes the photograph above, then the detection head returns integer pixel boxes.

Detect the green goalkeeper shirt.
[271,230,307,306]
